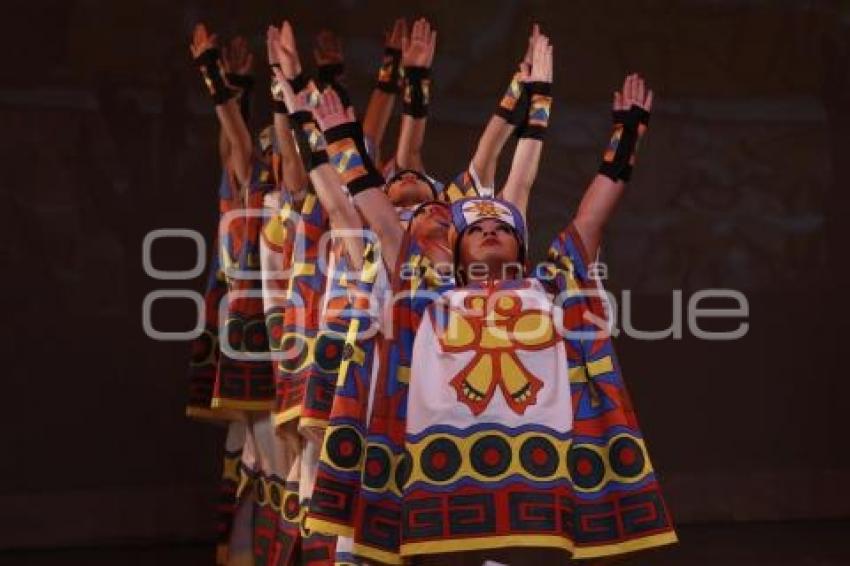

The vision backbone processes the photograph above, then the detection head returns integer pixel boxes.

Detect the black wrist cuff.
[318,63,345,85]
[288,73,309,94]
[289,111,329,171]
[402,66,431,118]
[194,48,237,105]
[226,73,255,122]
[323,122,384,194]
[517,82,552,140]
[598,105,650,182]
[376,47,402,93]
[225,72,255,91]
[272,99,288,114]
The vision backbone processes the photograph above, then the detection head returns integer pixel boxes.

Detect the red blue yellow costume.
[325,197,675,563]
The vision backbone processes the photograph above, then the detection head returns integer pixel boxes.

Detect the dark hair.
[385,169,438,199]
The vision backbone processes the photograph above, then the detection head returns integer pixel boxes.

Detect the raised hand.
[402,17,437,68]
[385,17,407,50]
[525,31,552,83]
[189,23,217,59]
[614,73,653,112]
[314,88,355,131]
[268,20,302,80]
[313,29,344,66]
[223,36,253,75]
[521,23,540,73]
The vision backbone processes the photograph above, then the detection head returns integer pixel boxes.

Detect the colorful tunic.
[274,193,330,425]
[348,223,676,563]
[212,162,276,411]
[306,167,482,544]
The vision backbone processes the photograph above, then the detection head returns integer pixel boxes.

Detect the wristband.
[317,63,352,108]
[598,104,650,182]
[318,62,344,86]
[225,72,254,91]
[288,72,309,94]
[289,110,329,171]
[376,47,402,93]
[495,72,529,127]
[402,66,431,118]
[194,48,236,105]
[323,122,385,194]
[272,99,289,114]
[226,72,254,122]
[518,82,552,141]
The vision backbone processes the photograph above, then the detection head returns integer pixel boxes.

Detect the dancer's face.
[410,202,451,244]
[387,172,434,207]
[458,218,520,275]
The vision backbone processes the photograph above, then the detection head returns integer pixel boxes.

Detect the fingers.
[546,44,553,82]
[613,91,624,111]
[635,75,645,106]
[426,30,437,66]
[528,32,551,81]
[618,73,653,109]
[623,74,635,108]
[281,20,295,49]
[324,87,344,116]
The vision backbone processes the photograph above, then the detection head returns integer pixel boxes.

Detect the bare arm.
[470,115,514,189]
[314,89,404,270]
[215,100,253,188]
[190,24,253,189]
[267,26,309,195]
[472,24,541,189]
[362,18,406,165]
[573,74,653,256]
[500,32,552,218]
[395,18,436,172]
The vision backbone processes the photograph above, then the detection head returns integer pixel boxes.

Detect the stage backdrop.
[1,0,847,548]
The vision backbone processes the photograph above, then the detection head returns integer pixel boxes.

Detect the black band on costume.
[289,110,329,171]
[288,72,309,94]
[194,48,237,105]
[598,104,650,183]
[318,63,344,85]
[495,72,530,129]
[323,122,385,195]
[272,99,289,114]
[317,63,352,107]
[402,66,431,118]
[376,47,402,93]
[518,82,553,141]
[225,72,254,121]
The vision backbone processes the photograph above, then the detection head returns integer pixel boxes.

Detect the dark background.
[1,0,848,561]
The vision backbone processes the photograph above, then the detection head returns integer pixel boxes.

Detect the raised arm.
[313,30,350,104]
[500,32,553,218]
[217,36,255,170]
[314,90,404,270]
[471,24,541,190]
[573,73,653,256]
[395,18,436,173]
[190,24,253,190]
[267,25,309,198]
[268,21,366,265]
[362,18,406,166]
